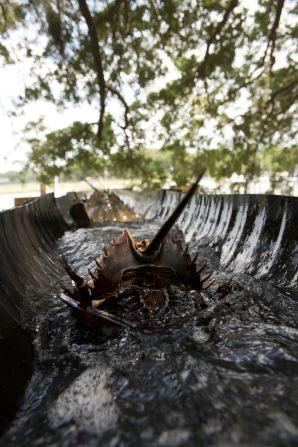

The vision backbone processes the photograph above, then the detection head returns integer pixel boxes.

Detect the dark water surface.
[2,222,298,446]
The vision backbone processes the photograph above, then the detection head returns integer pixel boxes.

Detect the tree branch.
[216,66,266,107]
[111,0,124,40]
[197,0,239,78]
[78,0,106,140]
[267,0,285,69]
[268,78,298,104]
[106,84,130,129]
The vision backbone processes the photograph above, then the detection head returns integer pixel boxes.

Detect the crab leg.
[63,259,93,305]
[196,262,207,275]
[88,268,98,281]
[201,272,213,283]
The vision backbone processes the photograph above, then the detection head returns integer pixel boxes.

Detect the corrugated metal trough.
[0,190,297,443]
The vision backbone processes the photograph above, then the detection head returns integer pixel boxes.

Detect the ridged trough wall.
[0,192,83,434]
[0,190,297,435]
[156,192,298,294]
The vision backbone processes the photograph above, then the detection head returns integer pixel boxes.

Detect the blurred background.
[0,0,297,210]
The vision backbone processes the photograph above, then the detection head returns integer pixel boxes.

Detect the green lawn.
[0,178,135,195]
[0,182,41,194]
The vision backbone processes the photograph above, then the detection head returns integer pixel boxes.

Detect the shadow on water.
[2,221,298,447]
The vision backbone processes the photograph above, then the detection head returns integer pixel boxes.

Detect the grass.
[0,182,41,194]
[0,177,135,195]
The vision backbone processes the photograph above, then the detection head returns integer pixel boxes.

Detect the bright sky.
[0,52,246,174]
[0,0,259,175]
[0,47,179,174]
[0,0,291,174]
[0,64,23,172]
[0,59,100,173]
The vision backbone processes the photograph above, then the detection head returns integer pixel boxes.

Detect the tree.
[1,0,297,185]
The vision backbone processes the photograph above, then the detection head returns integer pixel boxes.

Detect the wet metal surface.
[0,193,70,435]
[0,192,298,446]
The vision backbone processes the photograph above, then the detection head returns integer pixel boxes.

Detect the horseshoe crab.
[82,178,142,222]
[60,170,234,329]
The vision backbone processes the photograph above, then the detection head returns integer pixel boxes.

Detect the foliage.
[260,145,298,175]
[0,0,297,185]
[260,145,298,193]
[24,120,111,183]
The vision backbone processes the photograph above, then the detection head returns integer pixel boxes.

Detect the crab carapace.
[83,177,146,222]
[60,170,219,329]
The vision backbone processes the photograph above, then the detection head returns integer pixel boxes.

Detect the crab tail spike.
[183,243,189,255]
[88,268,98,281]
[201,272,213,283]
[83,177,99,192]
[196,262,207,275]
[61,284,77,299]
[143,168,205,256]
[192,252,199,264]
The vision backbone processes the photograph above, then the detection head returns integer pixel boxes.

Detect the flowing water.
[2,222,298,447]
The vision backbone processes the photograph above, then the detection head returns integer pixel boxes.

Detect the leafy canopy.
[1,0,297,186]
